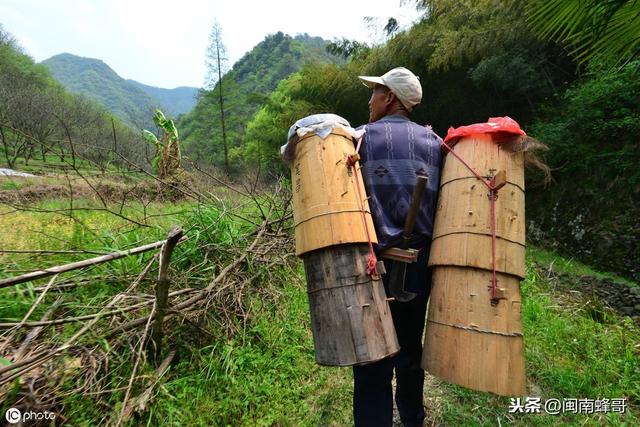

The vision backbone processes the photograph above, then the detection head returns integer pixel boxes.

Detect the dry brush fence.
[0,179,294,425]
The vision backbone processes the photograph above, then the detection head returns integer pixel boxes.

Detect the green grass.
[0,197,194,328]
[526,246,636,286]
[59,274,352,426]
[1,152,124,175]
[139,270,352,426]
[0,180,22,191]
[0,197,350,426]
[1,194,638,425]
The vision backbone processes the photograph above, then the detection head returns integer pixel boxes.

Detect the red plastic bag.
[443,116,526,145]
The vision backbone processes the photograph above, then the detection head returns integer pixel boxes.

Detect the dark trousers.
[353,248,432,427]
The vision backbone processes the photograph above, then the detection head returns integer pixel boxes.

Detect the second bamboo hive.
[422,133,526,396]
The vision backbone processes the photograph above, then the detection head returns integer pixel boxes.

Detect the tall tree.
[205,20,230,175]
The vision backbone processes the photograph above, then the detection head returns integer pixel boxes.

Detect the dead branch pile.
[0,178,294,425]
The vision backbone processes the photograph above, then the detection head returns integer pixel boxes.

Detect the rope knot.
[346,153,360,167]
[366,253,379,276]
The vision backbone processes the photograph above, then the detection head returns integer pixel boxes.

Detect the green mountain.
[126,79,197,117]
[41,53,196,129]
[0,30,145,170]
[179,32,343,168]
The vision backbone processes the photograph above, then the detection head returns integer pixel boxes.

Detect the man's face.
[368,84,391,123]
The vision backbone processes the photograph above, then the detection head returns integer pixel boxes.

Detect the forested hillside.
[179,33,343,171]
[42,53,159,130]
[4,2,638,283]
[43,53,197,130]
[0,31,147,171]
[126,79,197,117]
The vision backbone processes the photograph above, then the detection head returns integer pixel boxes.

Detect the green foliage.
[237,0,573,158]
[0,179,21,191]
[0,31,55,88]
[42,53,197,129]
[179,32,343,172]
[233,0,635,282]
[528,61,640,279]
[126,79,197,117]
[527,0,640,65]
[142,109,182,177]
[525,247,635,284]
[418,0,534,70]
[42,53,157,129]
[235,0,573,167]
[146,273,352,426]
[242,75,314,174]
[289,62,369,125]
[142,129,161,172]
[521,265,639,404]
[326,38,371,60]
[142,129,159,146]
[152,109,179,141]
[0,28,147,170]
[0,197,184,323]
[469,52,548,97]
[240,60,373,173]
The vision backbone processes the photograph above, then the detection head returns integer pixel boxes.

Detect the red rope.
[346,151,378,277]
[441,140,501,302]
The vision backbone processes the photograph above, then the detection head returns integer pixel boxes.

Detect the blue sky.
[0,0,421,89]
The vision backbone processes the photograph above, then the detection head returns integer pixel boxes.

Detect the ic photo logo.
[5,407,21,424]
[5,407,56,424]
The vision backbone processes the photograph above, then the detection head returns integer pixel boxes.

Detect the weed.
[1,195,637,425]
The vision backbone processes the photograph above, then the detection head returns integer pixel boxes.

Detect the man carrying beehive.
[352,67,442,427]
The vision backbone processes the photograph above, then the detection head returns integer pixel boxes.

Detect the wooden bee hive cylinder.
[302,244,399,366]
[291,126,398,366]
[292,128,377,255]
[422,133,526,396]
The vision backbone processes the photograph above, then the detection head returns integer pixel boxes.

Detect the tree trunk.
[216,40,228,176]
[10,136,25,169]
[0,126,14,169]
[54,114,76,169]
[24,142,34,166]
[59,143,65,162]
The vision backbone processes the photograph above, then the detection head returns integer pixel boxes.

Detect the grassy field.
[0,179,638,426]
[0,188,354,426]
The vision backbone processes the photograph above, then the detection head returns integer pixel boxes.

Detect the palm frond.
[527,0,640,64]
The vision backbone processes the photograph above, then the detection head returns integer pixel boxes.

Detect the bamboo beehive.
[422,133,527,396]
[303,244,398,366]
[290,125,399,366]
[292,128,377,255]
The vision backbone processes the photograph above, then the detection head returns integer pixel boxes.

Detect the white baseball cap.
[358,67,422,111]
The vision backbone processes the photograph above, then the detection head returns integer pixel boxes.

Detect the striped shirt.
[358,115,442,250]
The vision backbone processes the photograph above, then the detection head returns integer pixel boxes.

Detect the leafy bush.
[528,61,640,279]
